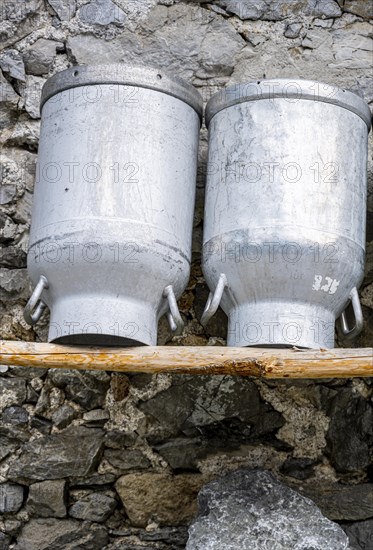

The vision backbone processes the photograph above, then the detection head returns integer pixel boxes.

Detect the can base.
[227,302,335,349]
[48,296,157,346]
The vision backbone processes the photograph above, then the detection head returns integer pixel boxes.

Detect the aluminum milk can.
[202,79,371,348]
[25,64,202,345]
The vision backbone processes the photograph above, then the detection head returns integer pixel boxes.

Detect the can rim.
[205,78,372,129]
[41,63,203,121]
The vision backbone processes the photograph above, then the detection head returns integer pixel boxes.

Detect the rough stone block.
[115,472,205,527]
[187,469,351,549]
[27,480,67,518]
[8,426,104,481]
[0,483,24,513]
[14,518,109,550]
[69,492,116,522]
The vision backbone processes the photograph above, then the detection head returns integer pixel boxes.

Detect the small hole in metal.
[157,74,162,80]
[73,70,79,77]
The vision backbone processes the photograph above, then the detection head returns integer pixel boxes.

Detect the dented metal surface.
[25,64,202,345]
[202,79,371,348]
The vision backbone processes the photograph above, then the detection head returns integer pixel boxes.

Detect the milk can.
[202,79,371,348]
[25,64,202,345]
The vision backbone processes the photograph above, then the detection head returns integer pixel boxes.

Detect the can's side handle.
[24,275,49,326]
[338,287,363,339]
[163,285,184,336]
[201,273,227,327]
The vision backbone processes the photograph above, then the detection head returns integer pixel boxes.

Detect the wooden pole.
[0,340,372,378]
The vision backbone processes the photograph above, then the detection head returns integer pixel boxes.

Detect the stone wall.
[0,0,372,548]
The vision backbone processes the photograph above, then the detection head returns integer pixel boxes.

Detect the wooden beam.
[0,340,372,378]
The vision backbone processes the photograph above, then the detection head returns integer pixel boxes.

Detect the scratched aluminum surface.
[27,65,202,345]
[202,79,371,348]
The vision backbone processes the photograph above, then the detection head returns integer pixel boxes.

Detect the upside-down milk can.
[25,64,202,345]
[201,79,371,348]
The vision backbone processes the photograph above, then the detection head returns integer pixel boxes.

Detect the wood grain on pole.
[0,340,372,378]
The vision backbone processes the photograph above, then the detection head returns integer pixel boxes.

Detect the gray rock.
[0,181,18,220]
[9,366,46,379]
[13,190,33,223]
[66,34,121,65]
[349,77,373,105]
[8,426,104,481]
[48,369,110,409]
[313,16,334,27]
[51,404,78,429]
[14,518,109,550]
[104,448,151,472]
[70,473,116,487]
[0,0,43,48]
[187,469,351,549]
[0,532,11,550]
[217,0,273,20]
[362,283,373,312]
[302,29,326,49]
[0,268,28,297]
[0,436,19,462]
[82,408,109,427]
[306,0,342,17]
[342,0,373,18]
[0,421,30,445]
[1,519,21,536]
[139,375,283,443]
[0,379,26,411]
[155,438,210,470]
[0,212,17,242]
[77,0,126,26]
[239,29,268,47]
[2,406,29,426]
[69,492,117,522]
[4,117,40,149]
[47,0,76,21]
[0,71,20,129]
[342,519,373,550]
[24,76,45,119]
[67,4,240,79]
[27,480,67,518]
[26,385,40,404]
[0,184,16,205]
[280,457,317,480]
[284,22,303,39]
[198,16,245,76]
[324,388,373,472]
[104,430,138,449]
[30,416,52,434]
[0,0,42,25]
[300,483,373,521]
[218,0,341,20]
[140,5,168,33]
[0,49,26,82]
[0,245,27,268]
[139,526,189,547]
[24,39,63,76]
[0,483,24,513]
[0,148,36,198]
[33,382,64,418]
[331,27,372,70]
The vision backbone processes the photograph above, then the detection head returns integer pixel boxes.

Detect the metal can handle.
[163,285,184,335]
[201,273,227,327]
[24,275,49,326]
[339,287,363,339]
